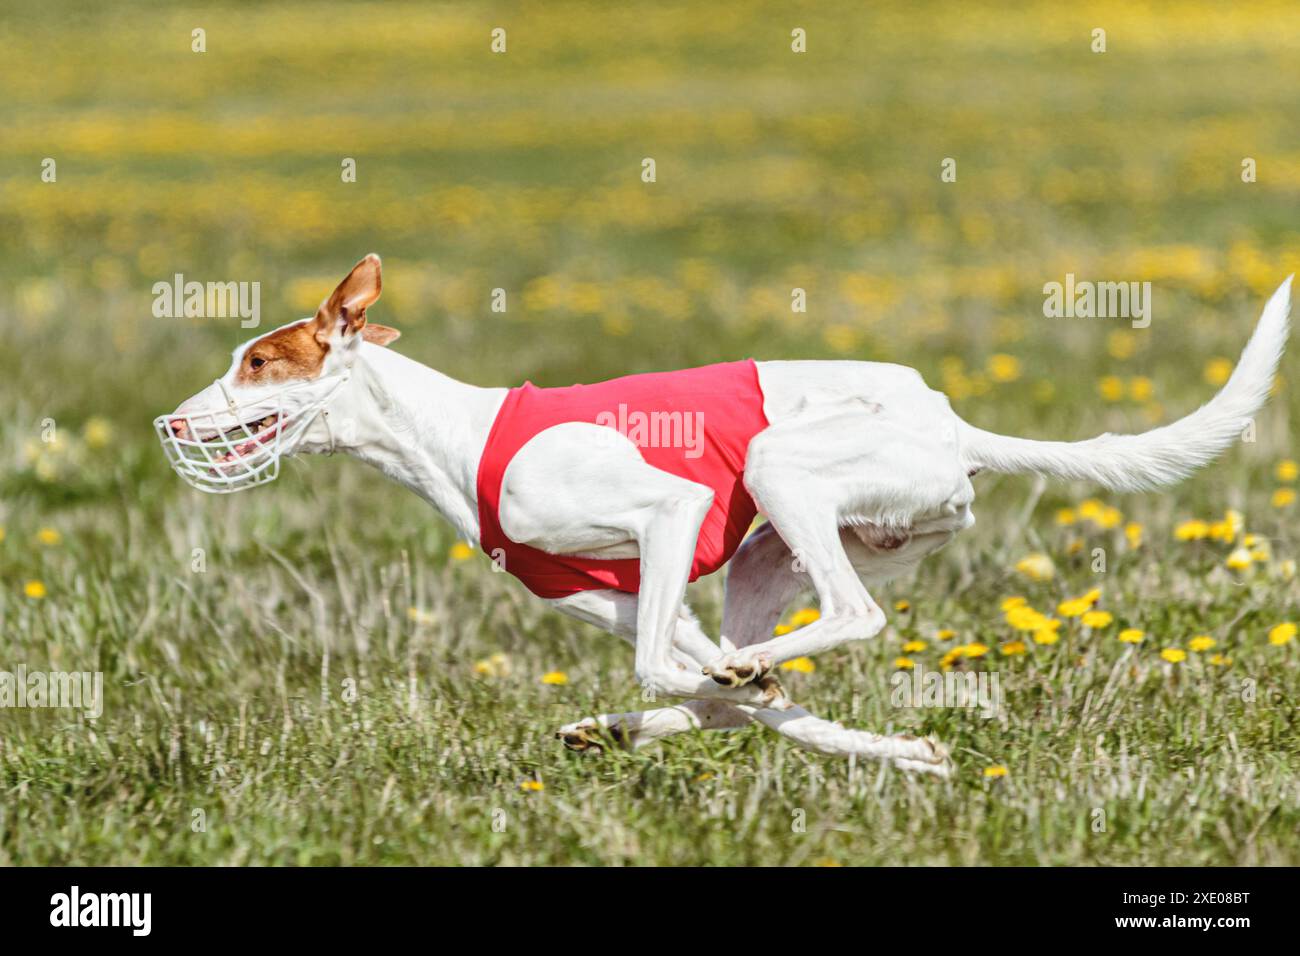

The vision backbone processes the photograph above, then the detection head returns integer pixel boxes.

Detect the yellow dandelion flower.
[1276,459,1298,483]
[1107,330,1136,360]
[1080,588,1102,605]
[1160,648,1187,663]
[1128,376,1154,402]
[540,671,569,685]
[82,417,113,449]
[1000,640,1027,656]
[1189,636,1216,652]
[1216,510,1244,542]
[1225,547,1254,570]
[963,642,989,658]
[1005,605,1044,630]
[1277,559,1297,580]
[1057,598,1091,618]
[935,628,957,641]
[1272,488,1296,508]
[24,580,47,599]
[449,541,474,561]
[1268,622,1297,646]
[36,528,61,546]
[983,765,1008,778]
[1082,610,1113,628]
[789,607,820,628]
[1006,605,1050,631]
[407,607,436,625]
[1095,506,1123,530]
[987,353,1021,383]
[1000,596,1027,611]
[1209,654,1232,666]
[473,652,510,677]
[1097,376,1124,402]
[1032,629,1060,645]
[1056,508,1077,526]
[1077,499,1104,521]
[901,640,927,653]
[893,599,911,613]
[519,780,544,792]
[1014,553,1054,581]
[1203,357,1233,387]
[1174,519,1210,541]
[1066,539,1084,555]
[780,656,816,673]
[773,624,793,636]
[1124,522,1143,547]
[1118,628,1145,644]
[894,657,915,669]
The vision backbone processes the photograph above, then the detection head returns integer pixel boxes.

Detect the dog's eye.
[250,356,267,370]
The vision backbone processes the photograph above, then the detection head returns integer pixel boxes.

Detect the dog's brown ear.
[314,254,382,344]
[361,324,400,347]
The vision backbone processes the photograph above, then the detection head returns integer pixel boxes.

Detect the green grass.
[0,0,1298,865]
[2,476,1297,865]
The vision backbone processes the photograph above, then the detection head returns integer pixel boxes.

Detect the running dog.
[156,255,1291,774]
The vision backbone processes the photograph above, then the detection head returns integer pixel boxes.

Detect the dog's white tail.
[958,276,1292,492]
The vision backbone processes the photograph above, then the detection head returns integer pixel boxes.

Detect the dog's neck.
[322,343,506,544]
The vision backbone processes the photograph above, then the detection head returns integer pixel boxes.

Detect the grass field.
[1,0,1298,865]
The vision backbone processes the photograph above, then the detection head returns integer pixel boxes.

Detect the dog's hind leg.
[705,502,887,688]
[704,402,971,686]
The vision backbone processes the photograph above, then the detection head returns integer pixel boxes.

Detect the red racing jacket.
[476,360,770,598]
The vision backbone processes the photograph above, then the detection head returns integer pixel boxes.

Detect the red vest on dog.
[476,360,770,598]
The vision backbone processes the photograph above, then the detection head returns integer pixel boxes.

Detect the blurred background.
[1,1,1298,864]
[4,1,1299,484]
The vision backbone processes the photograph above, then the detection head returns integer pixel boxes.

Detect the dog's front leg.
[498,422,777,707]
[619,478,781,705]
[550,590,755,750]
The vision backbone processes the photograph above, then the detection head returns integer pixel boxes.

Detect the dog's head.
[155,254,400,492]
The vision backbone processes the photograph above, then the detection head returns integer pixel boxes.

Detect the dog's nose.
[168,418,189,439]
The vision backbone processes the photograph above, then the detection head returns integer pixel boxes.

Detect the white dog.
[157,256,1290,775]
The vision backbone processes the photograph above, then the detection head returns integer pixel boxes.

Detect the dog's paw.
[555,717,627,753]
[702,652,773,688]
[891,735,953,778]
[754,673,788,707]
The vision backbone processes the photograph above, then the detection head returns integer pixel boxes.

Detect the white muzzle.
[154,372,349,494]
